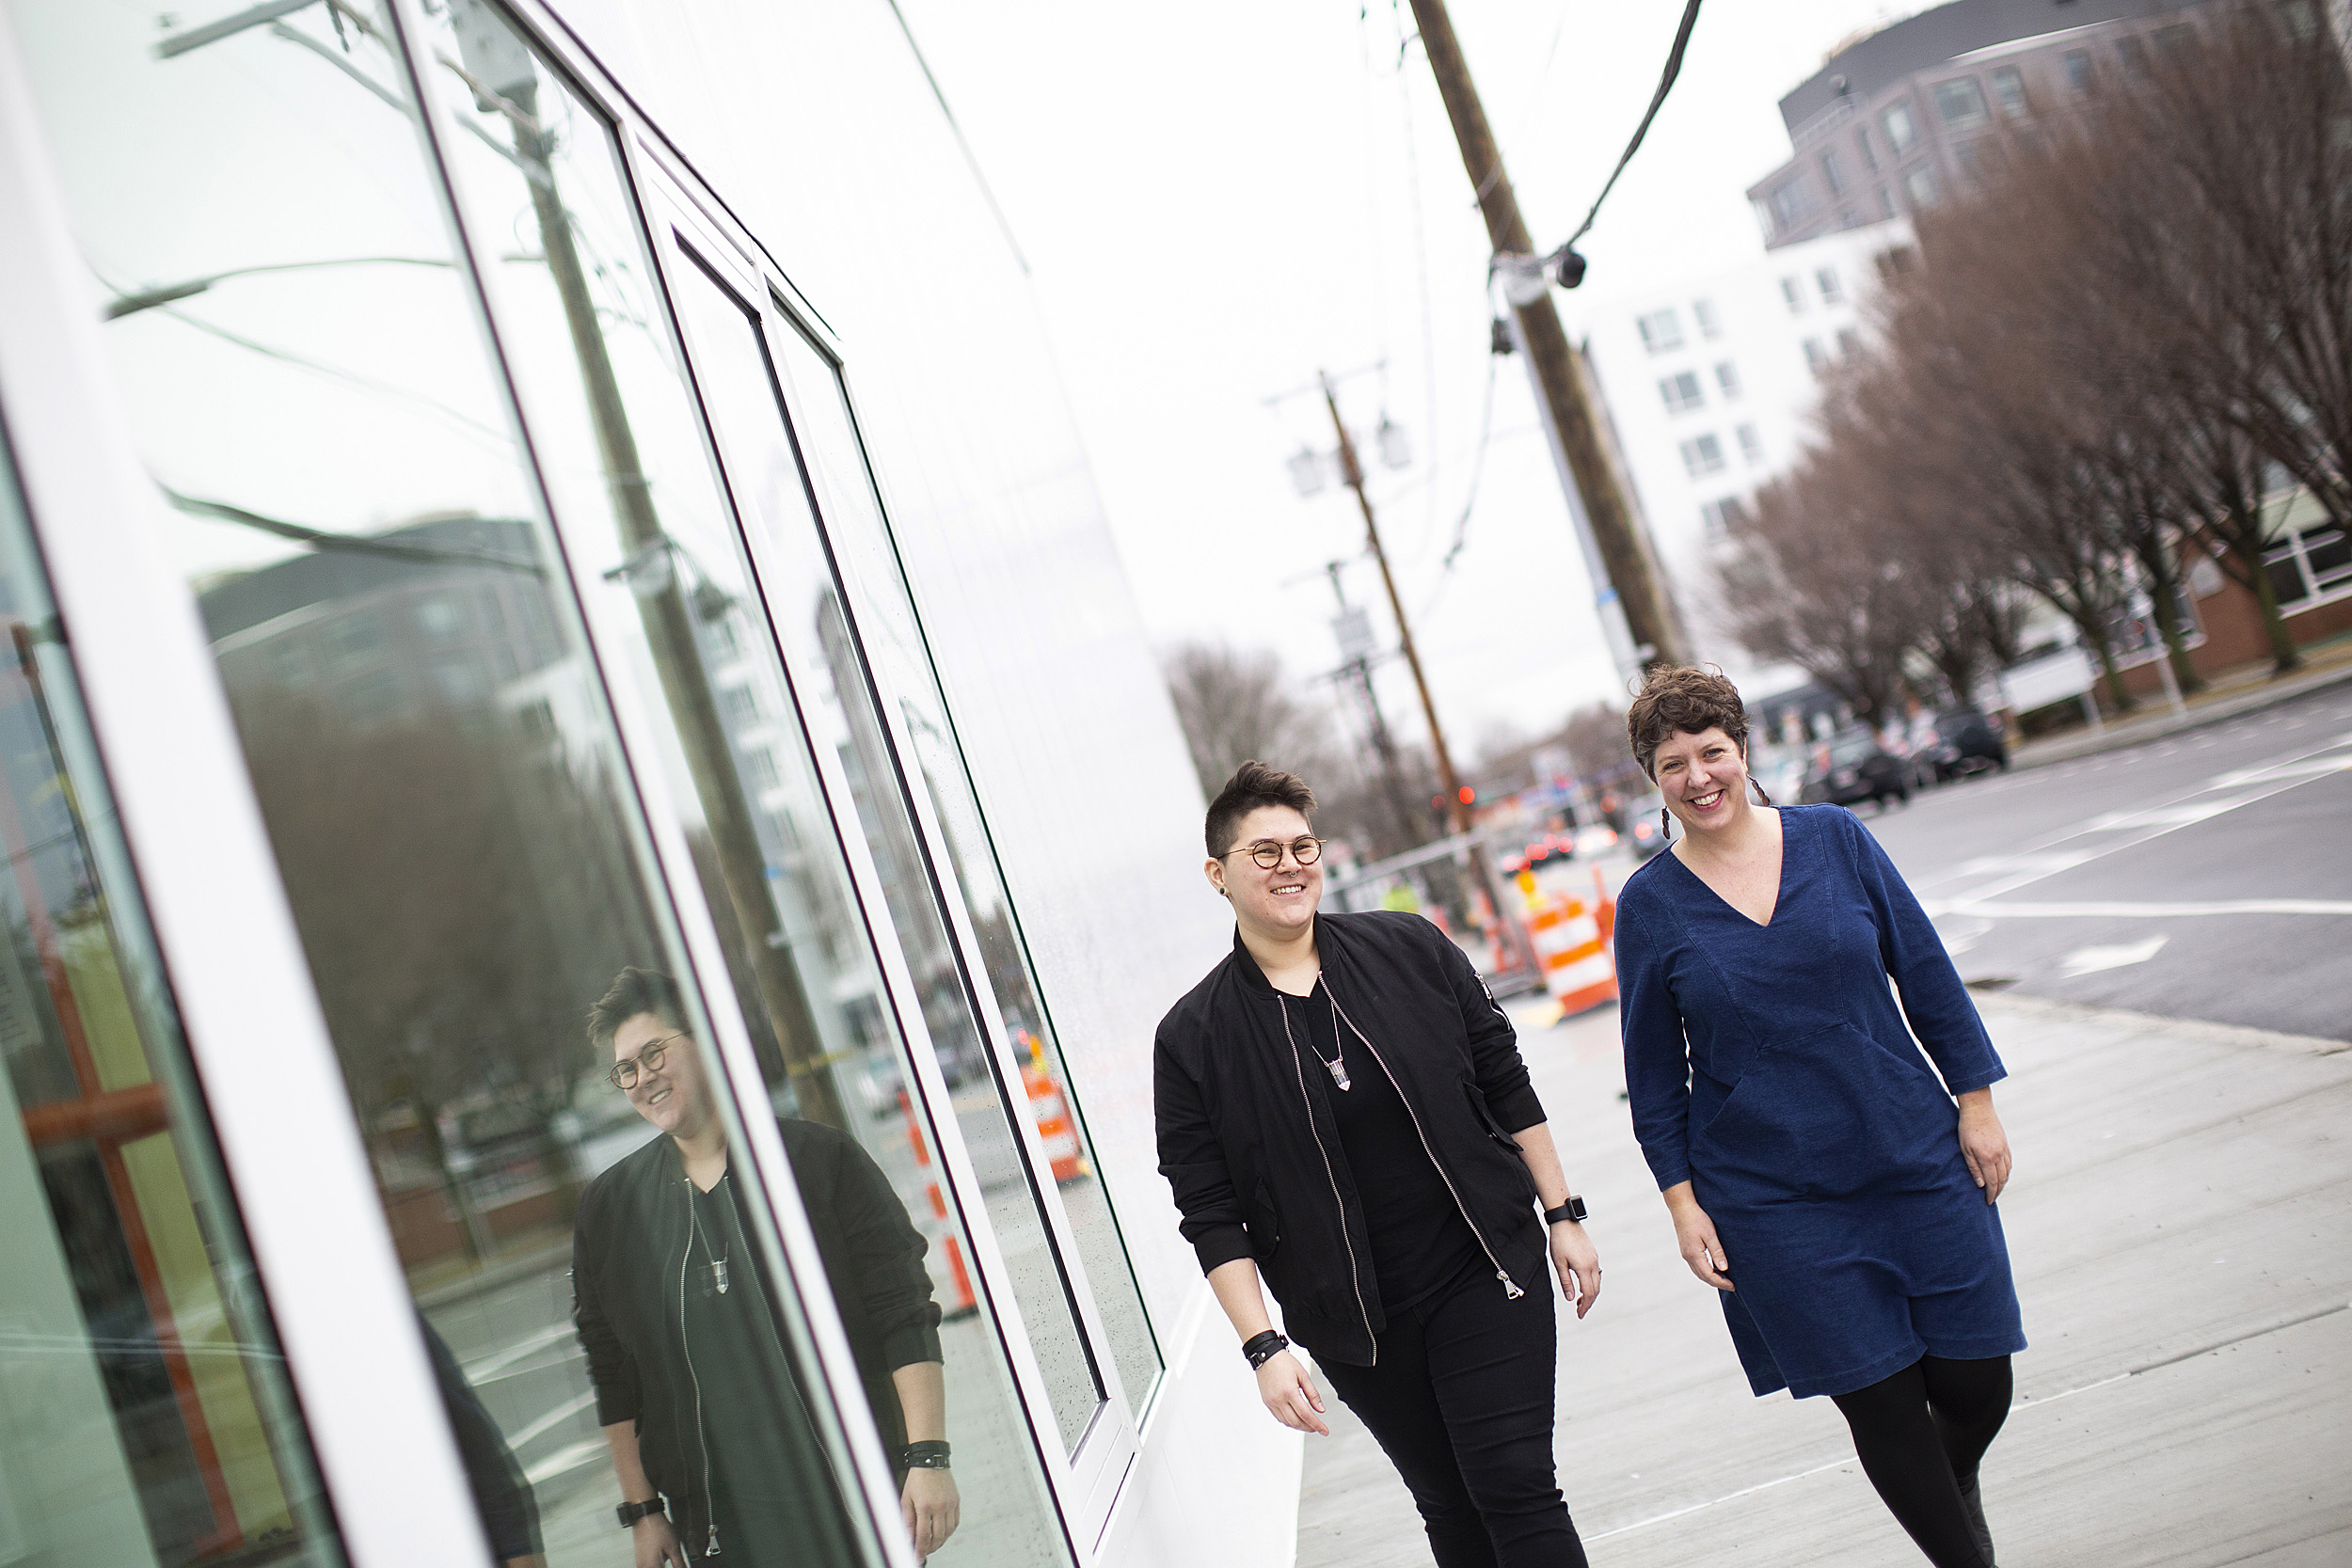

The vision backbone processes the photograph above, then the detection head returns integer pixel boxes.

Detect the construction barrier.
[1015,1028,1089,1183]
[1525,883,1618,1016]
[898,1088,979,1319]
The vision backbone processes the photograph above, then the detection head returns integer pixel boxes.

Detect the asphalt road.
[1856,682,2352,1041]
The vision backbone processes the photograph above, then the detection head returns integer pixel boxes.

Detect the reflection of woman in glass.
[573,969,959,1564]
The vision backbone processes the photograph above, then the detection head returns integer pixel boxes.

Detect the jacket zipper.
[1325,983,1526,1301]
[679,1178,721,1557]
[1277,994,1379,1363]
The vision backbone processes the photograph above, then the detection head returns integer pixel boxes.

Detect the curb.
[2007,659,2352,772]
[1971,988,2349,1057]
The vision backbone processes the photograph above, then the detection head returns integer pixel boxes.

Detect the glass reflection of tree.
[458,23,851,1131]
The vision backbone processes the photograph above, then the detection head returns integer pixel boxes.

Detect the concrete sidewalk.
[1295,991,2351,1568]
[2007,639,2352,771]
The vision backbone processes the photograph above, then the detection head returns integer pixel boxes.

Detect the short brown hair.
[1204,760,1316,858]
[1626,666,1751,781]
[588,966,686,1052]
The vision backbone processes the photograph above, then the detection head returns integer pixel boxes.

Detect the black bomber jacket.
[572,1116,942,1528]
[1153,910,1550,1366]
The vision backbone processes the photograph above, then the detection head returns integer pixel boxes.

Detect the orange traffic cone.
[1527,892,1618,1015]
[898,1089,979,1319]
[1016,1029,1089,1183]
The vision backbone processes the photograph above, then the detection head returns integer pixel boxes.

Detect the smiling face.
[1650,726,1756,839]
[612,1009,714,1144]
[1204,803,1321,942]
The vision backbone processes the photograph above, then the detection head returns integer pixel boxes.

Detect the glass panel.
[763,320,1164,1415]
[412,4,1075,1561]
[0,434,341,1565]
[10,5,867,1563]
[662,259,1109,1458]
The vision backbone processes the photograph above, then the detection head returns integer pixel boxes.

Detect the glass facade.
[0,436,341,1565]
[0,0,1160,1562]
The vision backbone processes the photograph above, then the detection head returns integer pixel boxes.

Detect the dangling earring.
[1660,806,1674,843]
[1751,777,1772,806]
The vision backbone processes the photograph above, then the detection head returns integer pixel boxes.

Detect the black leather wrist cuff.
[902,1440,953,1470]
[1242,1330,1289,1370]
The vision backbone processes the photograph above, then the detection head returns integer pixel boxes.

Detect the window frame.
[1933,75,1990,130]
[0,12,495,1563]
[619,138,1144,1543]
[1990,64,2027,119]
[1882,99,1919,153]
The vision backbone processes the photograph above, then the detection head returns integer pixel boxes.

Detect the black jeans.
[1320,1266,1587,1568]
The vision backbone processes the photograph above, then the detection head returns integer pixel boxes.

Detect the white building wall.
[1566,220,1915,690]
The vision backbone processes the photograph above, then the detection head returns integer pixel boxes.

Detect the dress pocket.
[1694,1022,1956,1199]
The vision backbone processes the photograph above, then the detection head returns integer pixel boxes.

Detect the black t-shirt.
[1302,981,1483,1312]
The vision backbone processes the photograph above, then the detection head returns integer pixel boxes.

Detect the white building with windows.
[1566,220,1916,685]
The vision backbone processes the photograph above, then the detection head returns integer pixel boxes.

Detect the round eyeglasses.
[1220,835,1324,871]
[609,1032,687,1092]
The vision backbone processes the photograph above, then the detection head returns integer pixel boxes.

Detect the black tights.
[1831,1354,2012,1568]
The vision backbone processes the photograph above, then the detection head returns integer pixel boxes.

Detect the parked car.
[1624,791,1671,859]
[1922,707,2010,780]
[1799,728,1912,810]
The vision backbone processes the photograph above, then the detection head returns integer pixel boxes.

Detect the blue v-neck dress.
[1616,803,2024,1399]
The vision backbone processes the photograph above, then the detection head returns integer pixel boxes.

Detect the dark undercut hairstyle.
[1626,665,1752,782]
[1203,760,1317,859]
[588,966,686,1053]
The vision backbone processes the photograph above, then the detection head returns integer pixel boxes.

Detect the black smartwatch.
[1544,1196,1588,1226]
[616,1497,666,1528]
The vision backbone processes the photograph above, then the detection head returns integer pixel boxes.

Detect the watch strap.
[616,1498,666,1528]
[1544,1196,1588,1226]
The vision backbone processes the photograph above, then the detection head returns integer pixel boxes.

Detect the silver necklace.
[1312,984,1351,1091]
[689,1182,731,1296]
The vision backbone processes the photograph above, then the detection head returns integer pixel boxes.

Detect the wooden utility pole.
[1325,378,1539,978]
[1406,0,1687,673]
[1323,373,1472,837]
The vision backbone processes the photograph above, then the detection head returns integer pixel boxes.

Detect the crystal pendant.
[712,1258,729,1295]
[1326,1056,1352,1092]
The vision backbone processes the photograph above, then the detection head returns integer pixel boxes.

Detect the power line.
[1560,0,1704,254]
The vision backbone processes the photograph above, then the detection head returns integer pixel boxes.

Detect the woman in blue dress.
[1614,668,2023,1568]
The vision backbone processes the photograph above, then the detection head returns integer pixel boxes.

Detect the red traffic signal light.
[1457,785,1476,804]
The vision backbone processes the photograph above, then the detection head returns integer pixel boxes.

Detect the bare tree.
[1161,640,1342,800]
[1712,446,1924,728]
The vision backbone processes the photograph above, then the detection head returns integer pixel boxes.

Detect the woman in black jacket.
[574,968,958,1566]
[1155,763,1603,1568]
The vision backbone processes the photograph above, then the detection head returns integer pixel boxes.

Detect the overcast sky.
[897,0,1912,759]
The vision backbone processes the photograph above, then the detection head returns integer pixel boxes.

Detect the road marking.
[523,1436,608,1487]
[508,1387,598,1448]
[1931,740,2352,904]
[2208,754,2352,788]
[1927,898,2352,918]
[2060,935,2169,976]
[2081,799,2261,831]
[462,1320,576,1382]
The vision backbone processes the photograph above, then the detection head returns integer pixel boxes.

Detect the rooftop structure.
[1746,0,2238,249]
